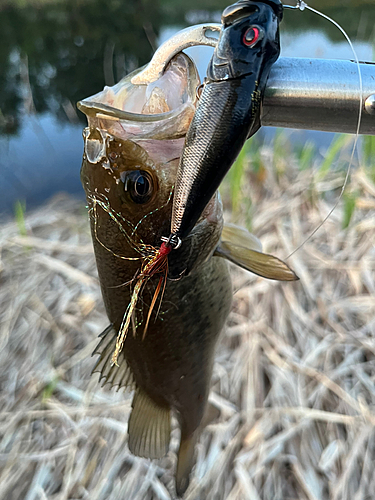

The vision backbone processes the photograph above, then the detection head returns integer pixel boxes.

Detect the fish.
[78,52,234,496]
[171,0,283,241]
[78,48,297,497]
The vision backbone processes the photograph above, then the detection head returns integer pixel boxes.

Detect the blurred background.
[1,2,375,499]
[0,0,374,216]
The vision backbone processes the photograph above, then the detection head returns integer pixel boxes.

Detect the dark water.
[0,0,374,215]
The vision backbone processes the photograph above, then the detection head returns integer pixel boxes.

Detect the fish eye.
[242,26,263,47]
[120,169,154,204]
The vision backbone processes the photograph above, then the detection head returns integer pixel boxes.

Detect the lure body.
[171,0,283,239]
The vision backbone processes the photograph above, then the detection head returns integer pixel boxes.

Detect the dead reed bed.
[0,146,375,500]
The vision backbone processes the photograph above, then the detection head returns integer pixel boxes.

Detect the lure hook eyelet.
[170,235,182,250]
[161,235,182,250]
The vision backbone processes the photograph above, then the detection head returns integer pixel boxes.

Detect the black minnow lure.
[171,0,283,240]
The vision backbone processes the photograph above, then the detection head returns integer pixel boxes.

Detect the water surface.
[0,0,374,215]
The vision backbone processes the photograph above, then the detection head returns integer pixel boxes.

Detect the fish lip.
[76,99,187,123]
[131,24,221,86]
[77,53,200,123]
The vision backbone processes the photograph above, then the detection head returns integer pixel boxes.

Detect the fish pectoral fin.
[215,241,299,281]
[91,325,135,391]
[221,222,262,252]
[128,388,171,460]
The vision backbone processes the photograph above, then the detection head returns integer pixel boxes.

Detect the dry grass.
[1,147,375,500]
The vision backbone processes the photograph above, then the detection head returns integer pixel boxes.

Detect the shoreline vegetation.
[1,138,375,499]
[1,0,374,7]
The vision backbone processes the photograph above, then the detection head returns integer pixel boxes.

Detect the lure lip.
[222,0,283,26]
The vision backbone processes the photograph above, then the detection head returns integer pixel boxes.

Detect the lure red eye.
[243,26,261,47]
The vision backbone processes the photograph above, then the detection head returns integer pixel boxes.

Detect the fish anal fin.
[128,388,171,460]
[91,325,135,391]
[215,241,299,281]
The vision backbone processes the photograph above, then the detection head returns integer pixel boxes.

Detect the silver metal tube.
[128,23,375,135]
[263,57,375,135]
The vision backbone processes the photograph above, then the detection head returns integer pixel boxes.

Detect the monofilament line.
[283,1,363,259]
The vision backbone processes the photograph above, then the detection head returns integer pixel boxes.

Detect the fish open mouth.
[77,52,200,141]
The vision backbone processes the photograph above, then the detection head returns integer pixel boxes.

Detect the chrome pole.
[130,24,375,135]
[263,57,375,135]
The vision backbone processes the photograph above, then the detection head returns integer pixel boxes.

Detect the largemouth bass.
[171,0,283,241]
[78,53,233,496]
[78,49,296,497]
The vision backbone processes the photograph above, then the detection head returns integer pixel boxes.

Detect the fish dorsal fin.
[128,387,171,459]
[92,325,135,390]
[215,223,298,281]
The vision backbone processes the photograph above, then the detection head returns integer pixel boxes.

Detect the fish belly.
[124,256,232,431]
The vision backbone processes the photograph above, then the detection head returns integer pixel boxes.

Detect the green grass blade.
[317,134,350,181]
[14,200,27,236]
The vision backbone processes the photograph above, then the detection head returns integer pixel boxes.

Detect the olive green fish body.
[81,126,232,495]
[117,258,231,426]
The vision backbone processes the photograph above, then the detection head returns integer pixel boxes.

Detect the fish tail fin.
[176,429,199,497]
[175,402,220,496]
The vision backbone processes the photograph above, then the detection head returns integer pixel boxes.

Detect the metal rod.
[262,57,375,135]
[128,23,374,135]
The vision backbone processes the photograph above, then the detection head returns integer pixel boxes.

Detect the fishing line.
[131,185,173,237]
[283,0,363,259]
[88,194,143,260]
